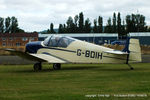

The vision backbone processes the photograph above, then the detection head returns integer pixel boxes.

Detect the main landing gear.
[53,63,61,70]
[126,54,134,70]
[33,62,42,71]
[33,63,61,71]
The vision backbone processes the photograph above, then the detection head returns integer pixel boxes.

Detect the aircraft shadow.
[9,65,140,73]
[61,66,98,70]
[8,63,147,73]
[10,66,99,73]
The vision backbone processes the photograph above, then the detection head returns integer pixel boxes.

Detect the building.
[0,33,38,51]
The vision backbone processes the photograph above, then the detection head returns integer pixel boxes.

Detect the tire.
[34,63,42,71]
[53,63,61,70]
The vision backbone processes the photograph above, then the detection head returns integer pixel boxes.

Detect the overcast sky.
[0,0,150,32]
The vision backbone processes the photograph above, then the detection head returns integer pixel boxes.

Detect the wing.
[1,48,66,63]
[29,54,67,63]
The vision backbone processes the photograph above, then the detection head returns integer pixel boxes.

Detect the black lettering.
[77,49,82,56]
[90,51,95,58]
[98,53,102,59]
[85,50,90,57]
[95,52,98,59]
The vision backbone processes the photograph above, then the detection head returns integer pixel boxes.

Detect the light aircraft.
[4,35,141,70]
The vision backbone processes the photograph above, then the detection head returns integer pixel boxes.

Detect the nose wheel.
[33,62,42,71]
[53,63,61,70]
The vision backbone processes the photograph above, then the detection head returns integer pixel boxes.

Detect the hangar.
[129,32,150,45]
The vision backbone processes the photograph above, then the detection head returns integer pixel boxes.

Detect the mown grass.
[0,63,150,100]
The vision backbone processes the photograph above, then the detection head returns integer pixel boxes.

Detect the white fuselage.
[37,40,127,64]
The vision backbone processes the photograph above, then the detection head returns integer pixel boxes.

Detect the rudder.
[128,39,142,63]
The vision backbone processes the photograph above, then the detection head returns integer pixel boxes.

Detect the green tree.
[98,16,103,33]
[112,12,117,33]
[58,24,63,33]
[74,15,79,32]
[84,18,91,33]
[126,14,147,32]
[131,14,136,32]
[122,20,126,35]
[63,24,67,33]
[66,16,74,33]
[11,16,18,33]
[93,19,98,33]
[135,14,140,32]
[126,15,132,33]
[16,28,25,33]
[50,23,55,33]
[138,14,146,32]
[74,15,78,26]
[0,17,4,33]
[5,17,11,33]
[79,12,84,33]
[117,12,122,36]
[105,17,112,33]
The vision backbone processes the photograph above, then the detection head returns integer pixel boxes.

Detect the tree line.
[0,16,25,33]
[46,12,150,36]
[0,13,149,35]
[105,12,148,36]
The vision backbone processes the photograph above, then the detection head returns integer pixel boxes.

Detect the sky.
[0,0,150,32]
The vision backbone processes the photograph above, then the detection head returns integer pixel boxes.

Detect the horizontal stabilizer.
[104,50,128,55]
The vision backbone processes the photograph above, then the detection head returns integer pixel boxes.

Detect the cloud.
[0,0,150,32]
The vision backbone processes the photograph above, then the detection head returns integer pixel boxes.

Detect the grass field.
[0,63,150,100]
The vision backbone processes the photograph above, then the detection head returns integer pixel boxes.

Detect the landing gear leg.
[126,54,134,70]
[53,63,61,70]
[33,62,42,71]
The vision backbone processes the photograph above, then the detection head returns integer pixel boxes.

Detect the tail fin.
[123,38,142,63]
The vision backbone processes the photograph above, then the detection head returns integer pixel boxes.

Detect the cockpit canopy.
[43,35,75,48]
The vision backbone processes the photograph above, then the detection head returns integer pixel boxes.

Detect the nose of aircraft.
[25,41,43,53]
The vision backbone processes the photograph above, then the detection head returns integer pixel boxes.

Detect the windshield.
[43,35,75,48]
